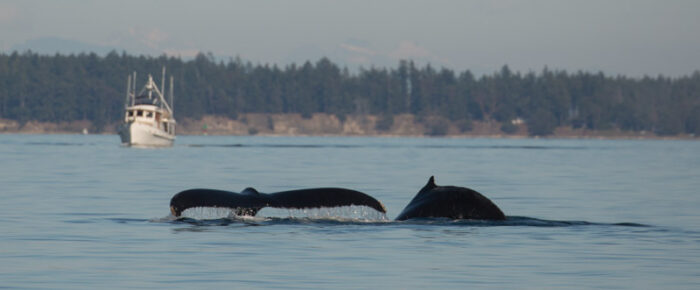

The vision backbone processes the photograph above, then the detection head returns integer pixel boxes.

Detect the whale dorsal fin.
[427,176,436,187]
[418,176,437,194]
[241,187,260,195]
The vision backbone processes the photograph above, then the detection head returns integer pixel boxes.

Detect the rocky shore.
[0,114,695,139]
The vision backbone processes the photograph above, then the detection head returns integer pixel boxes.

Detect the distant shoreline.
[1,114,696,140]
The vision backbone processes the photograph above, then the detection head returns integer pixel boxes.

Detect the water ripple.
[152,215,650,228]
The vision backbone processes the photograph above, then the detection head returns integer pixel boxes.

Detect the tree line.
[1,50,699,135]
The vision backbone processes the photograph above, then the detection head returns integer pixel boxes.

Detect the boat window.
[136,110,143,117]
[163,122,168,131]
[146,111,153,118]
[128,111,134,117]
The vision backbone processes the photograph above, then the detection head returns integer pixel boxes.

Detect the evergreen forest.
[1,51,699,136]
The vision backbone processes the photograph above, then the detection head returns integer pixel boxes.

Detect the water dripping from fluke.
[162,205,390,225]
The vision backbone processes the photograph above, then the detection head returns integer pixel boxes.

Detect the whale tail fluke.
[241,187,261,195]
[269,188,387,214]
[169,187,387,217]
[169,188,269,217]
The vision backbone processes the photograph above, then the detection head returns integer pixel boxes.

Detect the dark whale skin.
[395,176,505,221]
[169,187,386,217]
[169,176,504,221]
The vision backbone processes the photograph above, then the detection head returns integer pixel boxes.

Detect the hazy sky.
[1,0,699,76]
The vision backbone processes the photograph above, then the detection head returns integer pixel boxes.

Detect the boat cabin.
[124,106,174,135]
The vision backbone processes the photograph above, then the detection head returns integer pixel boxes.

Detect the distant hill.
[10,37,122,56]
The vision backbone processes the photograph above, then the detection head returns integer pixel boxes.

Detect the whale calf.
[170,187,387,217]
[169,176,504,221]
[395,176,505,220]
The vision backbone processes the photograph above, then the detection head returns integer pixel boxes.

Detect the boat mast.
[169,75,174,115]
[125,74,131,109]
[127,68,174,115]
[132,71,137,106]
[147,75,154,100]
[142,73,173,115]
[161,66,166,101]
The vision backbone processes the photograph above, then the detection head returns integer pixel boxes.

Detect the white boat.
[119,68,176,147]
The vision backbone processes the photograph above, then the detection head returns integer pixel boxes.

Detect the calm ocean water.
[1,134,699,289]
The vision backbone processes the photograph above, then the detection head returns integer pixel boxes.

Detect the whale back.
[395,176,505,221]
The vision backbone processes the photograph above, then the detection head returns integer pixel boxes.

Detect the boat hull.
[119,122,174,147]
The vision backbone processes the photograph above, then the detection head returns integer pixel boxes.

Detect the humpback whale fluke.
[395,176,506,221]
[169,187,387,217]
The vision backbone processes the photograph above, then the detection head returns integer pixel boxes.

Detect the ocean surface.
[1,134,699,289]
